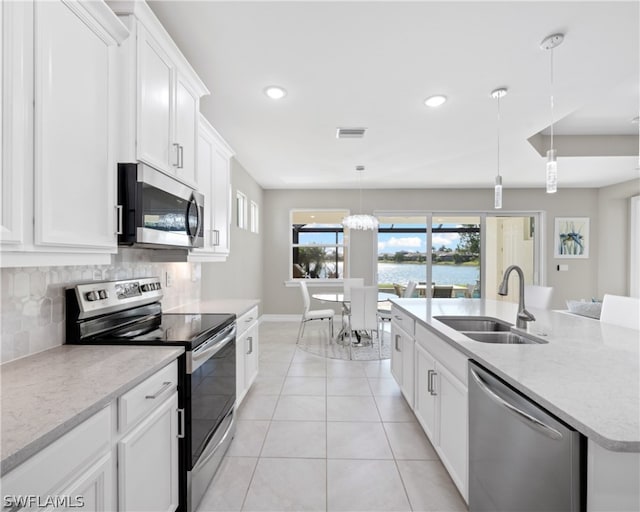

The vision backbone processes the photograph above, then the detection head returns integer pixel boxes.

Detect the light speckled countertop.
[392,298,640,452]
[0,344,184,475]
[166,298,260,317]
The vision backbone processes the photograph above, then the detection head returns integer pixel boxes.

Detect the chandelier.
[342,166,379,231]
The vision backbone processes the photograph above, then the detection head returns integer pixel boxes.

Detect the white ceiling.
[148,0,639,190]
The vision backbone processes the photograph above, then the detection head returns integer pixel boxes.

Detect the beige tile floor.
[196,321,468,512]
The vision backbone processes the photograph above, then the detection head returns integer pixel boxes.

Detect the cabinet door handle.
[173,143,180,167]
[178,145,184,169]
[212,229,220,246]
[428,370,437,396]
[245,317,254,323]
[246,336,253,355]
[177,408,185,439]
[115,205,123,235]
[395,334,401,352]
[145,381,172,399]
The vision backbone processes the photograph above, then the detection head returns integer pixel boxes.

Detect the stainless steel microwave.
[117,163,204,249]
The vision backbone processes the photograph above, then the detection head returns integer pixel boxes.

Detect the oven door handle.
[192,408,234,474]
[192,325,236,364]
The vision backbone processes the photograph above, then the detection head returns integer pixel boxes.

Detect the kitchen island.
[390,298,639,510]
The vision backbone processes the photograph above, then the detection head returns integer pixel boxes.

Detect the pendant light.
[491,87,507,209]
[342,166,379,231]
[540,33,564,194]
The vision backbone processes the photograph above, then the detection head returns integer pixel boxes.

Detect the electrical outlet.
[165,271,173,288]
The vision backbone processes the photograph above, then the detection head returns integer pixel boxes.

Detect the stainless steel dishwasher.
[468,361,585,512]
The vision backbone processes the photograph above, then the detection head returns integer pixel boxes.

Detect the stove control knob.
[85,291,100,301]
[155,282,161,290]
[98,290,108,299]
[141,284,150,292]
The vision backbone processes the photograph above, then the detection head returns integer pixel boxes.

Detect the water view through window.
[377,215,481,297]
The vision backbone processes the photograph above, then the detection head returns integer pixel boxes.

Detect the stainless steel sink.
[461,331,548,344]
[434,316,513,332]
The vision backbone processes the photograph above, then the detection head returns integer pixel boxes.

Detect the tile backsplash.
[1,252,201,363]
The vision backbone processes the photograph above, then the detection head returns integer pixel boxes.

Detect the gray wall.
[597,179,640,297]
[262,186,619,314]
[200,159,263,308]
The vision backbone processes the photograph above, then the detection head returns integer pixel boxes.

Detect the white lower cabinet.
[1,406,114,512]
[390,307,415,407]
[1,360,180,512]
[118,392,179,512]
[236,306,259,405]
[407,323,469,503]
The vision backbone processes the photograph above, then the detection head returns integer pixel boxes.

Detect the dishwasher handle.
[470,368,563,441]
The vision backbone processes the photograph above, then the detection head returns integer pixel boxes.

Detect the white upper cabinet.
[110,0,208,188]
[137,23,173,172]
[1,0,128,267]
[189,114,234,262]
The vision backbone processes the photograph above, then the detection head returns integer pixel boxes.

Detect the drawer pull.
[245,317,254,323]
[395,334,401,352]
[145,381,172,399]
[394,315,402,320]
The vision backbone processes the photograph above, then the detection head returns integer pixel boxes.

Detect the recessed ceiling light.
[264,85,287,100]
[424,95,447,108]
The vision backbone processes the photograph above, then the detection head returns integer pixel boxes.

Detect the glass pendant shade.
[494,175,503,209]
[342,214,379,231]
[546,148,558,193]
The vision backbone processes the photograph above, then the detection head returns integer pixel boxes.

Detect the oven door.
[118,162,204,249]
[186,323,236,512]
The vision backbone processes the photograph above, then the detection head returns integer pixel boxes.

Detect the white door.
[414,344,438,441]
[175,74,198,186]
[137,24,173,173]
[34,1,116,250]
[118,392,179,512]
[437,363,468,502]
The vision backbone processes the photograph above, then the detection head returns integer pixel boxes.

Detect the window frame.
[236,190,247,230]
[289,208,350,282]
[250,200,259,234]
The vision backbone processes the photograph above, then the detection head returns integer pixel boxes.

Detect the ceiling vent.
[336,127,367,139]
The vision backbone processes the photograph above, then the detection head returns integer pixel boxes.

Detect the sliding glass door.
[376,212,541,301]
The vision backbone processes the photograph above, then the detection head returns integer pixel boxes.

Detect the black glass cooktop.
[92,312,235,350]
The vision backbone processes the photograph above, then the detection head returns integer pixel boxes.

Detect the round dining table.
[311,292,397,344]
[311,292,397,303]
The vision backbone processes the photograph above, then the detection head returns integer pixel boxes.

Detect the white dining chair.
[343,278,364,300]
[524,285,554,309]
[600,294,640,330]
[297,281,335,343]
[346,286,380,359]
[378,280,417,326]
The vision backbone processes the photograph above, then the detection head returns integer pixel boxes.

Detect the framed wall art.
[554,217,589,258]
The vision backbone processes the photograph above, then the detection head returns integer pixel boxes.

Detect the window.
[236,191,247,229]
[250,200,259,234]
[291,209,349,279]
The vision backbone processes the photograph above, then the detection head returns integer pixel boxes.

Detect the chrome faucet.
[498,265,535,329]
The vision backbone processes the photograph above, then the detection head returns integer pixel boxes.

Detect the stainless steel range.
[65,277,236,512]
